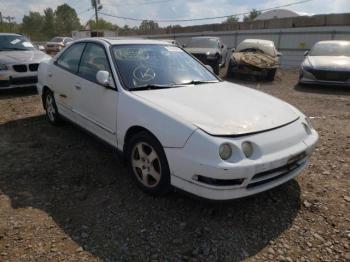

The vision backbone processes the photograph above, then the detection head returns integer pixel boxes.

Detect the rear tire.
[126,131,171,196]
[44,90,61,125]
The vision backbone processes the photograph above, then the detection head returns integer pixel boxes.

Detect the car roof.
[315,40,350,45]
[0,33,22,36]
[240,39,274,45]
[191,36,220,40]
[75,37,174,45]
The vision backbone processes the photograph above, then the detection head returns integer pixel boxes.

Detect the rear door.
[48,42,86,118]
[74,42,118,146]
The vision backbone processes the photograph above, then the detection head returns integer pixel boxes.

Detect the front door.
[48,42,86,119]
[74,43,118,146]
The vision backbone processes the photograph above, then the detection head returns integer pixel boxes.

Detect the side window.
[56,43,85,73]
[78,43,111,83]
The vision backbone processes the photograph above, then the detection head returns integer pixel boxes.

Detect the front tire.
[266,69,277,81]
[44,90,61,125]
[127,131,171,196]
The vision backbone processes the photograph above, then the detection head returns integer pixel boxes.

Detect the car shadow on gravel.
[295,84,350,96]
[0,86,38,100]
[0,115,301,261]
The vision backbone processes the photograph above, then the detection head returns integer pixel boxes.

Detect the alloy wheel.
[131,142,162,188]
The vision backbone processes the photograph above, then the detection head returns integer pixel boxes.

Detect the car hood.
[133,82,300,136]
[307,56,350,70]
[0,50,50,64]
[185,47,219,55]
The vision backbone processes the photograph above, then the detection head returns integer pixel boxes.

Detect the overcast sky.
[1,0,350,27]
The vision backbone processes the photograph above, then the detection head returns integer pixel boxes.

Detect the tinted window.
[78,43,111,83]
[187,38,219,48]
[63,38,72,44]
[50,37,64,42]
[56,43,85,73]
[0,34,36,51]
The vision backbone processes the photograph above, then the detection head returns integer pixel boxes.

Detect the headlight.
[242,141,254,158]
[219,143,232,160]
[0,64,8,71]
[305,116,314,130]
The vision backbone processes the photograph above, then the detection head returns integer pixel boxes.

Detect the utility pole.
[91,0,100,25]
[0,12,3,24]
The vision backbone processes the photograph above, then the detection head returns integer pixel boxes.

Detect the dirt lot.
[0,69,349,262]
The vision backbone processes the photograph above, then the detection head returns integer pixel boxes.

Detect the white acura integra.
[37,38,318,200]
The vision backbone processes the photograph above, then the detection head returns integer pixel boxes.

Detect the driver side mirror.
[277,51,283,57]
[304,50,309,56]
[96,70,114,88]
[182,44,186,48]
[205,64,214,73]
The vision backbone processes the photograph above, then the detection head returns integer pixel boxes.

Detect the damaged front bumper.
[165,117,318,200]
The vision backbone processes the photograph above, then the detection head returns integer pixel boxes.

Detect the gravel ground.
[0,69,349,262]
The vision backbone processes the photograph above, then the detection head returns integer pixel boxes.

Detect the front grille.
[247,152,307,189]
[29,63,39,72]
[13,64,27,72]
[192,54,207,64]
[308,69,350,81]
[11,76,38,86]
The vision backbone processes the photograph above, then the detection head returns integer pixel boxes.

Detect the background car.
[45,36,73,54]
[299,40,350,86]
[184,36,228,75]
[37,38,318,201]
[0,33,51,89]
[227,39,281,81]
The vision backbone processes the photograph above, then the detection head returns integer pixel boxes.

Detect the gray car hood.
[0,50,50,64]
[134,81,299,136]
[307,56,350,71]
[185,47,220,55]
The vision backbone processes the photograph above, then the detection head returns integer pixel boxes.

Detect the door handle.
[75,85,81,90]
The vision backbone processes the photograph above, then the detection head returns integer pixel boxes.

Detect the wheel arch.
[41,85,50,109]
[123,125,162,154]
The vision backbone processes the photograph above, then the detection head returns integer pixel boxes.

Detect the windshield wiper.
[131,84,178,91]
[178,80,219,85]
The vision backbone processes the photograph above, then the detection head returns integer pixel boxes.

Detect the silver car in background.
[45,37,73,54]
[299,40,350,86]
[0,33,51,89]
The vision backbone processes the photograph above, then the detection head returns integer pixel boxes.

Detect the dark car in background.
[184,36,228,75]
[299,40,350,86]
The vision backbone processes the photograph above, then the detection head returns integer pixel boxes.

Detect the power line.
[98,0,313,23]
[105,0,173,7]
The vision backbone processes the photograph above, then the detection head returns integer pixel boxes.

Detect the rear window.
[50,37,64,43]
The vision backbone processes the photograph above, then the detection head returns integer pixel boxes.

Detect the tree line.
[0,4,261,41]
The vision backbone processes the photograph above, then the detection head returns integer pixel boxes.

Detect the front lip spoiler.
[198,117,300,138]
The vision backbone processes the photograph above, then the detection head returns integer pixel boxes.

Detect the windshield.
[310,42,350,56]
[112,44,218,90]
[0,35,36,51]
[50,37,64,42]
[187,38,219,48]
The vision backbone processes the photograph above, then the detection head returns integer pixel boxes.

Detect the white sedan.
[37,38,319,200]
